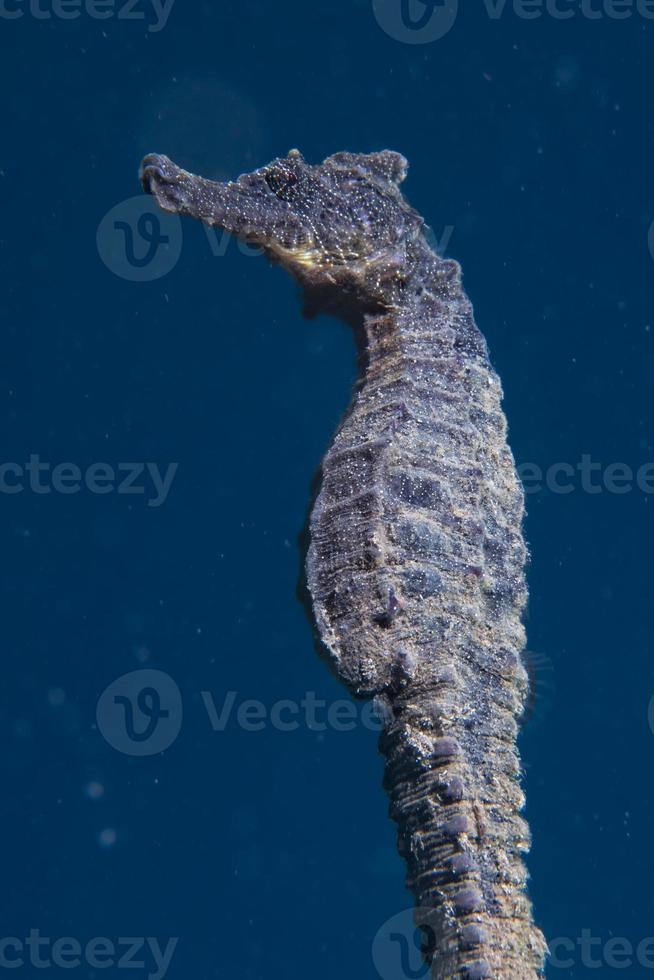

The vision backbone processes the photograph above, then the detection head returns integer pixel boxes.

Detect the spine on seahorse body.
[306,258,547,979]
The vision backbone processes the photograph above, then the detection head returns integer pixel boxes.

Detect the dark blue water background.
[3,1,654,976]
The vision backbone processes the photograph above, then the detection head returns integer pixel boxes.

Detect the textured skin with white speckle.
[141,148,547,979]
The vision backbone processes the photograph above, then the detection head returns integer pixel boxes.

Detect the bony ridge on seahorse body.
[140,147,547,980]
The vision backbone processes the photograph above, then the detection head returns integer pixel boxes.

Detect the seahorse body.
[140,148,547,979]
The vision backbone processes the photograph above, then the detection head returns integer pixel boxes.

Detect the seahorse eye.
[264,168,299,200]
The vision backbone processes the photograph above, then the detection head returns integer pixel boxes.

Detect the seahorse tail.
[379,696,547,980]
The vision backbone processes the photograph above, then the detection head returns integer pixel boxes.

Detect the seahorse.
[140,148,547,980]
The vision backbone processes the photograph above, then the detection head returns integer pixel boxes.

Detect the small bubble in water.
[98,827,117,848]
[85,781,105,801]
[47,688,66,707]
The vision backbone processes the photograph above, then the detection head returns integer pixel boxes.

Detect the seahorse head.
[141,149,425,313]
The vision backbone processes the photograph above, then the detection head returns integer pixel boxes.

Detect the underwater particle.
[98,827,117,849]
[85,781,105,801]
